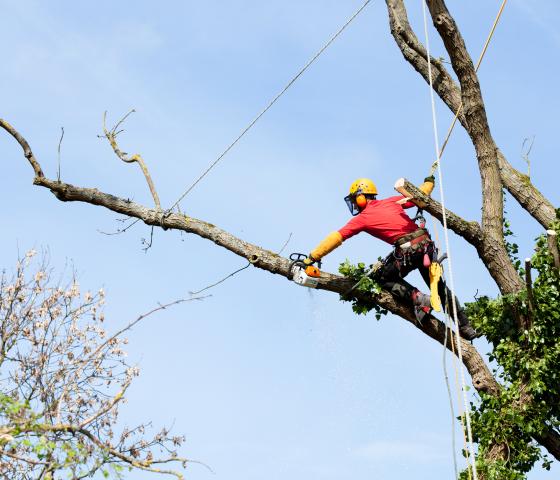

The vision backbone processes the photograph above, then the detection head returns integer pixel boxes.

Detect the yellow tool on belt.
[429,261,443,312]
[429,252,449,312]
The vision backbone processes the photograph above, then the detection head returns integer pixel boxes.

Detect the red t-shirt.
[338,196,419,245]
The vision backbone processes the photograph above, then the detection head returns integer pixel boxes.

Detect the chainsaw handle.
[289,252,321,268]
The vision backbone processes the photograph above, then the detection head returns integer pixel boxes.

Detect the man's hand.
[419,175,435,196]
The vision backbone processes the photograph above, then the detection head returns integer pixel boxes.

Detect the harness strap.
[394,228,429,247]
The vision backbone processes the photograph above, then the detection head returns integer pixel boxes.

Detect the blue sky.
[1,1,559,478]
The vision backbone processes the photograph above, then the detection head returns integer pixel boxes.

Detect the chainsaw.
[289,253,321,288]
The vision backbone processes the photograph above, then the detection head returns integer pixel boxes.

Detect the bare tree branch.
[521,136,535,179]
[102,110,162,210]
[399,179,523,293]
[57,126,64,182]
[0,119,44,177]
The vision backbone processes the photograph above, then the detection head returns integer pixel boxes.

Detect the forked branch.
[102,110,162,210]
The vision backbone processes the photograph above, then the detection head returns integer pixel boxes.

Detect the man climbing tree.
[1,0,560,479]
[302,176,479,339]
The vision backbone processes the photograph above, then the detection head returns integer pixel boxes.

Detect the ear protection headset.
[355,189,367,208]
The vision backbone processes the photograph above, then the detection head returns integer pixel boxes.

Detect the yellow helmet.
[344,178,377,215]
[349,178,377,196]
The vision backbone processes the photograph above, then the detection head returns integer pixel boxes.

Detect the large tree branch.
[397,179,482,245]
[1,118,498,397]
[535,430,560,462]
[424,0,522,292]
[4,117,560,463]
[385,0,556,229]
[35,175,500,396]
[400,180,523,294]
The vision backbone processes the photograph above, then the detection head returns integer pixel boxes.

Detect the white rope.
[432,222,471,479]
[168,0,373,212]
[421,2,478,479]
[442,313,459,478]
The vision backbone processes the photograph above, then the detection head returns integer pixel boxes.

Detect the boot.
[457,308,480,341]
[411,289,432,323]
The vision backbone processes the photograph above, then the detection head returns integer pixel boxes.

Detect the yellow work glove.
[419,175,435,196]
[309,231,343,262]
[429,261,443,312]
[303,256,316,266]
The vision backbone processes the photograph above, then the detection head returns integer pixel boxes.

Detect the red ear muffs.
[355,194,367,208]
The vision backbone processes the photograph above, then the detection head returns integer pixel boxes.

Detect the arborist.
[303,177,479,340]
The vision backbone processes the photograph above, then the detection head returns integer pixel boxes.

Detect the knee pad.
[390,283,412,300]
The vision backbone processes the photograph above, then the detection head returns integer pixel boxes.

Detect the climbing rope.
[449,319,474,480]
[168,0,373,212]
[421,1,479,478]
[420,1,509,475]
[441,307,460,478]
[431,222,473,480]
[430,0,509,175]
[432,219,461,478]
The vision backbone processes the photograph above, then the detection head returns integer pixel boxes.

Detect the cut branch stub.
[102,111,162,210]
[394,177,426,208]
[547,230,560,269]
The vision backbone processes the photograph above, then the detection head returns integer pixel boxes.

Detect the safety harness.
[393,228,433,265]
[391,222,444,314]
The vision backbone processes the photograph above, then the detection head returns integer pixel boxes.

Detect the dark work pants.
[376,242,461,318]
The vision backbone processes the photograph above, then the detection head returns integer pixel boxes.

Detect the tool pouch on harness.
[393,229,433,268]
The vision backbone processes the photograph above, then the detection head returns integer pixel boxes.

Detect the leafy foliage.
[338,260,388,319]
[464,219,560,478]
[503,190,521,273]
